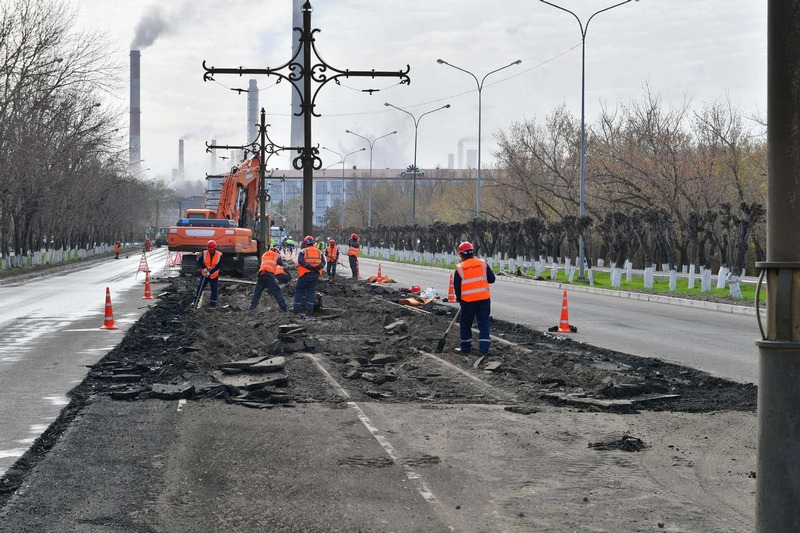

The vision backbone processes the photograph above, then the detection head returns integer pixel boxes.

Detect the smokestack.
[247,80,258,144]
[130,50,141,165]
[178,139,185,178]
[290,0,304,149]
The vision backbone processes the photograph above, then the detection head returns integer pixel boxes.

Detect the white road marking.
[416,349,518,402]
[0,448,27,459]
[177,399,187,412]
[306,353,452,527]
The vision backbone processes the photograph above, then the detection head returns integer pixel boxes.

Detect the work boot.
[454,347,471,354]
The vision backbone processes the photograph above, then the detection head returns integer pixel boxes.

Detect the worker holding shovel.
[325,239,339,280]
[196,240,222,309]
[453,241,495,355]
[250,246,288,311]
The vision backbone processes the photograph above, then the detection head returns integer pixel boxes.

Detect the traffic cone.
[142,271,153,299]
[447,273,456,302]
[376,263,383,283]
[550,290,576,333]
[99,287,119,330]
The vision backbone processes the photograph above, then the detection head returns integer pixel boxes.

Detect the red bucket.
[410,285,421,295]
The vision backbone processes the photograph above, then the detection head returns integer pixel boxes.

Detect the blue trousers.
[197,276,219,308]
[250,273,287,310]
[460,299,491,354]
[349,255,359,278]
[294,273,319,313]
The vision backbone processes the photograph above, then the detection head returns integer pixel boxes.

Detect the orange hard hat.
[458,241,474,254]
[207,240,217,250]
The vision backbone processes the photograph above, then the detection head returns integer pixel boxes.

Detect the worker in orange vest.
[250,246,288,311]
[294,235,325,315]
[453,241,495,355]
[114,241,121,259]
[196,240,222,308]
[275,262,292,285]
[325,239,340,280]
[347,233,360,279]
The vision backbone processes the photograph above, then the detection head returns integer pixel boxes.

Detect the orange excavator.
[167,155,270,276]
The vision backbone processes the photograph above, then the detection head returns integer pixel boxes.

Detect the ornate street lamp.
[345,129,397,226]
[436,58,521,218]
[384,103,450,225]
[540,0,639,280]
[322,146,365,228]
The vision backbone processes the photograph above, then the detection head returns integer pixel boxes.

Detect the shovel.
[193,274,208,309]
[436,308,461,353]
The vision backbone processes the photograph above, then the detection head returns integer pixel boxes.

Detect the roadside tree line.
[328,89,766,278]
[0,0,166,260]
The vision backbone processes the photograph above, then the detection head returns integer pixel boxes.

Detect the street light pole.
[436,59,521,218]
[346,129,397,227]
[322,146,365,228]
[540,0,637,280]
[384,103,450,225]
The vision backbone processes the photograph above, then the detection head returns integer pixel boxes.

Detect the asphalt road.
[0,248,169,476]
[358,257,760,384]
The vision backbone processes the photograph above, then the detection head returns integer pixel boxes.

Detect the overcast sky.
[72,0,767,183]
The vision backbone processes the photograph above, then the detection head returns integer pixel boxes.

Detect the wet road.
[0,249,169,475]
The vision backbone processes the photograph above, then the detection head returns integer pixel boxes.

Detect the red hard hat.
[303,235,314,246]
[458,241,474,254]
[270,246,280,253]
[351,233,358,240]
[207,240,217,250]
[329,239,336,245]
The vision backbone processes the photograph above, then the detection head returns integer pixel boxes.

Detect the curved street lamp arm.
[480,60,523,87]
[585,0,635,33]
[437,59,479,88]
[384,102,417,125]
[418,104,451,125]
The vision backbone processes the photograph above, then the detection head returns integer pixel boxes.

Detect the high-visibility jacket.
[326,244,339,263]
[348,241,360,257]
[114,243,121,253]
[202,250,222,279]
[258,249,279,275]
[456,257,490,302]
[298,246,323,277]
[275,263,287,276]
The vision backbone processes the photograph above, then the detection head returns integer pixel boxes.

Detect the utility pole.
[203,1,411,237]
[755,2,800,530]
[207,109,297,257]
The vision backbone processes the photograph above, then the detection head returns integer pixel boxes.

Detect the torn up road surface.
[0,276,757,532]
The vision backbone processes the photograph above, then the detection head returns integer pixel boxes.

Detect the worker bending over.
[250,246,288,311]
[197,240,223,309]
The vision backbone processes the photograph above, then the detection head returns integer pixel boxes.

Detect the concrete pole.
[756,1,800,530]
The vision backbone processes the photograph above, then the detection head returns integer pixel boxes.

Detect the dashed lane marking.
[177,399,186,412]
[306,353,454,531]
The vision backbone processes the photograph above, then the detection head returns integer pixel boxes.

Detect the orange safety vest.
[275,263,287,276]
[258,250,279,275]
[348,242,360,257]
[326,244,339,263]
[298,246,323,277]
[202,250,222,279]
[114,243,121,253]
[456,257,490,302]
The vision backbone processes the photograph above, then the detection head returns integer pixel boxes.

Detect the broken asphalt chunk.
[150,382,195,400]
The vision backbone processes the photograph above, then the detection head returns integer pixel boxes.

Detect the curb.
[359,257,760,317]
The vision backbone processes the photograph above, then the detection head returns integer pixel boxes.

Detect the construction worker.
[275,261,292,285]
[325,239,339,280]
[453,241,495,355]
[250,246,288,311]
[196,240,222,309]
[114,241,121,259]
[294,235,325,315]
[284,236,295,255]
[347,233,360,279]
[316,237,325,252]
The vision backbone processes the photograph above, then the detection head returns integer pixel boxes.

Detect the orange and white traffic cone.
[376,263,383,283]
[447,273,456,302]
[142,271,153,299]
[100,287,119,330]
[551,290,576,333]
